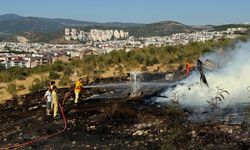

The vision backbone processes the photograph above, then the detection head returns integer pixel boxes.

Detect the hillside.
[2,14,250,43]
[75,21,201,37]
[0,14,203,42]
[0,14,23,21]
[0,14,143,34]
[0,17,65,33]
[1,23,202,43]
[127,21,201,37]
[213,24,250,31]
[2,32,66,43]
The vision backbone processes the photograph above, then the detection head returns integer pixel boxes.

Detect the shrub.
[81,64,94,75]
[53,60,64,72]
[168,59,175,64]
[49,71,60,80]
[151,57,160,64]
[103,57,113,66]
[0,65,5,71]
[31,65,51,74]
[84,55,96,65]
[134,53,144,64]
[63,66,73,75]
[59,75,73,86]
[6,83,17,98]
[0,67,29,82]
[9,67,29,80]
[29,77,50,93]
[0,72,12,82]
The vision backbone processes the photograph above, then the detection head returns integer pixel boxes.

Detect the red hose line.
[1,103,67,150]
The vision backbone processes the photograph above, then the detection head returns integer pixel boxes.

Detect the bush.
[84,55,96,65]
[49,71,60,80]
[31,65,51,74]
[151,57,160,65]
[6,83,17,98]
[134,53,144,64]
[0,65,5,71]
[29,77,50,93]
[0,72,12,82]
[103,56,113,66]
[0,67,29,82]
[168,59,175,64]
[9,67,30,80]
[63,66,73,75]
[59,75,73,86]
[53,60,64,72]
[81,64,94,75]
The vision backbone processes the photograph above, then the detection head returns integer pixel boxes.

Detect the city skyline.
[0,0,250,25]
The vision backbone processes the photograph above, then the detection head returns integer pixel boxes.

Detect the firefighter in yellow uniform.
[74,78,84,104]
[51,86,59,119]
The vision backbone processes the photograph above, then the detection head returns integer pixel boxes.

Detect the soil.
[0,77,250,149]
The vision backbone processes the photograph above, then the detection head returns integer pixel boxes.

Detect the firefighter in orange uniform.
[185,60,191,76]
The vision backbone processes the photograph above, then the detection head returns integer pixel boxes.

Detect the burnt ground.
[1,79,250,149]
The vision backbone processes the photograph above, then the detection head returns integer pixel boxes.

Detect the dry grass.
[0,63,183,104]
[0,73,49,103]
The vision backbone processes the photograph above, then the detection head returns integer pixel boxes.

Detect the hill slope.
[0,14,23,21]
[127,21,199,37]
[0,14,203,42]
[0,14,143,34]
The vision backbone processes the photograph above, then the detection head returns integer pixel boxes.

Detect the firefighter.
[185,60,191,76]
[50,81,55,89]
[51,86,59,119]
[74,78,84,104]
[196,57,208,87]
[44,86,52,116]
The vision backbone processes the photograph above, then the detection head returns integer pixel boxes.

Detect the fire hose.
[1,103,67,150]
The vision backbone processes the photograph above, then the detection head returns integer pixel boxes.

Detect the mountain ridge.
[0,14,144,33]
[0,14,206,42]
[0,14,23,21]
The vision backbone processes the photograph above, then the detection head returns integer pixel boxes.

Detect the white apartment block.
[65,28,70,36]
[71,28,77,36]
[64,28,129,42]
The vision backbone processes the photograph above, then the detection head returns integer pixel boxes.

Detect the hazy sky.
[0,0,249,25]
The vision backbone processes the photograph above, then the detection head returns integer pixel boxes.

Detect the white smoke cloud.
[159,41,250,107]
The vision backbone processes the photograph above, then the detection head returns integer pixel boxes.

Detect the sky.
[0,0,250,25]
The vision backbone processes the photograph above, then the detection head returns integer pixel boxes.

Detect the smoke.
[158,41,250,107]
